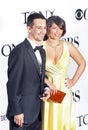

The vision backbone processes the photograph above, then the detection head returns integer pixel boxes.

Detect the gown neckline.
[45,42,65,66]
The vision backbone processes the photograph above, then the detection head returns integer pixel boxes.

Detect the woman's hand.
[44,78,57,95]
[64,77,75,88]
[49,84,57,95]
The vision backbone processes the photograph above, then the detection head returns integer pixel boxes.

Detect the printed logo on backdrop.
[73,90,88,127]
[0,10,80,57]
[0,10,55,57]
[73,90,80,102]
[62,36,79,47]
[1,37,79,57]
[21,10,55,24]
[75,8,88,20]
[76,114,88,127]
[0,115,7,122]
[1,44,15,57]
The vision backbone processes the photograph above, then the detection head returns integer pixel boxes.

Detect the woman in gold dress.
[42,16,86,130]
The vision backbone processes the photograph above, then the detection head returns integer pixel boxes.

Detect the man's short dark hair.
[27,12,46,27]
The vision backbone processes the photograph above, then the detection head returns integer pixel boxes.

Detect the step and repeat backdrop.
[0,0,88,129]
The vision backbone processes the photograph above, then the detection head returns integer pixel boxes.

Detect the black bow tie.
[34,45,43,52]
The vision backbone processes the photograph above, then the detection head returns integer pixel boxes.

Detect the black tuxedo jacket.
[6,38,47,124]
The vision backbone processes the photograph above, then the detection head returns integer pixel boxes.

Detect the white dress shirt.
[27,38,50,91]
[27,38,42,65]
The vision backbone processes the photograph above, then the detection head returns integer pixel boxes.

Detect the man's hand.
[40,89,50,102]
[14,113,24,127]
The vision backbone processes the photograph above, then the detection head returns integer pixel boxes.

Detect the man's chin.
[37,39,43,43]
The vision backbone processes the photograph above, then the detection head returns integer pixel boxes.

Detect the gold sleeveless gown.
[42,41,76,130]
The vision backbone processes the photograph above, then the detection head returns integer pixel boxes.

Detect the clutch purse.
[49,90,66,103]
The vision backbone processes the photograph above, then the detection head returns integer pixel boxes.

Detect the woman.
[42,16,86,130]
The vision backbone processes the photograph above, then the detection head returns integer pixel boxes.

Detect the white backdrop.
[0,0,88,130]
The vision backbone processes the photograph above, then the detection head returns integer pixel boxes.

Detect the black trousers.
[10,119,41,130]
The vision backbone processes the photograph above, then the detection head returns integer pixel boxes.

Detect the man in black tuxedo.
[6,12,50,130]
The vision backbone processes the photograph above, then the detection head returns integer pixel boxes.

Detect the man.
[6,12,50,130]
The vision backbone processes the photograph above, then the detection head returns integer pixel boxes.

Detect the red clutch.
[49,90,66,103]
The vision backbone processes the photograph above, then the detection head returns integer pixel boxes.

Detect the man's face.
[28,19,46,43]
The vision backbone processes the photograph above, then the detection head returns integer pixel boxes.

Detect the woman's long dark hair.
[44,15,66,40]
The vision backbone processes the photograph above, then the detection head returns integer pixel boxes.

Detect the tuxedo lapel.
[38,48,46,93]
[39,48,46,80]
[24,38,41,75]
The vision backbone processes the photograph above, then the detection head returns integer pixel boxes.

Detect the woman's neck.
[47,38,61,47]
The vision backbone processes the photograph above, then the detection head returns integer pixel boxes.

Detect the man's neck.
[28,37,43,46]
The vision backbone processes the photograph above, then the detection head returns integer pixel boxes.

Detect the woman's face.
[47,23,63,40]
